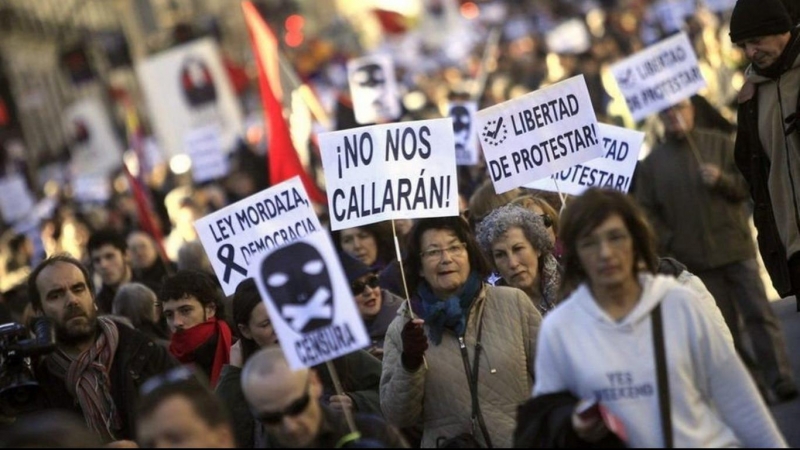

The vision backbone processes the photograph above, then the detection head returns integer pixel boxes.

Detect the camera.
[0,318,55,418]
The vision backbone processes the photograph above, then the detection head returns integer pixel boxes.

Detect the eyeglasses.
[576,230,631,254]
[420,242,467,261]
[350,275,380,296]
[252,376,312,424]
[140,365,200,396]
[539,214,553,229]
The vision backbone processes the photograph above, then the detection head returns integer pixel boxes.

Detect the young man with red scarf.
[160,270,232,388]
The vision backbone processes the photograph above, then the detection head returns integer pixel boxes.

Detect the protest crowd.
[2,0,800,447]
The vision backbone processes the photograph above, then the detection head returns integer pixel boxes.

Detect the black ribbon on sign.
[217,243,247,283]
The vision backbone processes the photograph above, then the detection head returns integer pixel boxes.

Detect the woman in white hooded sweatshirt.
[532,188,786,448]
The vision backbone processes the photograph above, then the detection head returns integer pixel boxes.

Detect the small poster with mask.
[194,176,324,296]
[447,101,479,166]
[252,231,371,370]
[347,54,401,125]
[525,123,645,196]
[610,32,706,122]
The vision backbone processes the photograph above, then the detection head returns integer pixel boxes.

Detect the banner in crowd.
[137,37,244,159]
[475,74,603,194]
[704,0,736,12]
[71,175,111,204]
[318,118,459,230]
[184,124,229,184]
[253,231,371,370]
[610,32,706,122]
[0,175,35,224]
[526,123,645,196]
[448,101,479,166]
[649,0,695,34]
[63,95,124,178]
[347,54,401,125]
[545,19,591,55]
[194,176,323,295]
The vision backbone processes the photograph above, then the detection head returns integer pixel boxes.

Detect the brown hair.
[558,188,658,299]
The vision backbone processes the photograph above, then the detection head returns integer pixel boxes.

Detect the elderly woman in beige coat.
[380,216,542,448]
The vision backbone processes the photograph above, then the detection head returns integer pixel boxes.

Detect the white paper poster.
[64,96,125,178]
[347,54,401,125]
[253,231,371,370]
[72,175,111,203]
[610,32,707,122]
[703,0,736,12]
[137,38,244,159]
[526,123,645,196]
[545,19,592,55]
[318,118,459,231]
[448,101,479,166]
[194,176,323,296]
[0,175,35,224]
[184,125,229,183]
[475,75,603,194]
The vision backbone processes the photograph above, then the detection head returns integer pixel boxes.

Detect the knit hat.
[729,0,793,43]
[338,251,373,283]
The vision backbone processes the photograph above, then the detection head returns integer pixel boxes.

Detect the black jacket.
[35,321,179,442]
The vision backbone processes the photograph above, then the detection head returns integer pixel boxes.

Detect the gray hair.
[476,204,554,265]
[112,282,157,328]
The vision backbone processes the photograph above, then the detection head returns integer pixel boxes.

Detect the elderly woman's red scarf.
[169,317,232,388]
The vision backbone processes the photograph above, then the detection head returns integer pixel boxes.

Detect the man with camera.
[28,253,178,444]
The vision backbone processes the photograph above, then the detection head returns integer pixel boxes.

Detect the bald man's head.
[241,347,323,448]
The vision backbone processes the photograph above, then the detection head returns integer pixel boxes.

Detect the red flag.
[241,1,326,204]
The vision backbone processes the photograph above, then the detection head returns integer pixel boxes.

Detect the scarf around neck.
[754,28,800,79]
[418,271,482,345]
[169,317,232,388]
[46,316,121,442]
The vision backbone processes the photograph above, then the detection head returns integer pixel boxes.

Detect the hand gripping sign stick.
[392,219,429,369]
[324,360,361,445]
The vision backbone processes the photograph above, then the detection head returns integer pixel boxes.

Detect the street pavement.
[768,296,800,447]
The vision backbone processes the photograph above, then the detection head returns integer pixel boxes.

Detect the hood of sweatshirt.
[571,273,678,330]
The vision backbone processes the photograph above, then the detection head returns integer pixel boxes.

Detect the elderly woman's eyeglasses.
[420,242,467,261]
[539,214,553,229]
[350,275,380,296]
[252,376,312,424]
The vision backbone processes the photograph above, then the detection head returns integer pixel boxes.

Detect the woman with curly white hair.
[476,204,562,315]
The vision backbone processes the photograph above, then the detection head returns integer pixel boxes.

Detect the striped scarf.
[46,316,121,442]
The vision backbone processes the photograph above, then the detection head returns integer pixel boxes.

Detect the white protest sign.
[526,123,645,196]
[448,101,479,166]
[704,0,735,12]
[545,19,591,55]
[184,125,229,183]
[72,175,111,203]
[318,118,459,231]
[253,231,371,370]
[137,38,244,159]
[651,0,695,33]
[194,176,323,296]
[347,54,401,124]
[610,32,706,122]
[64,96,125,178]
[475,75,603,194]
[0,175,35,224]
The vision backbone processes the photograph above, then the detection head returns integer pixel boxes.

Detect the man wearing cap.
[730,0,800,402]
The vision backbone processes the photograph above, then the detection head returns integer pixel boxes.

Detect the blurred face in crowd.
[737,32,792,69]
[576,214,636,292]
[351,273,383,318]
[419,229,471,298]
[339,228,378,267]
[136,394,235,448]
[90,244,130,287]
[163,295,215,333]
[239,302,277,348]
[659,100,695,137]
[127,232,159,270]
[35,262,97,347]
[244,368,323,448]
[491,227,541,297]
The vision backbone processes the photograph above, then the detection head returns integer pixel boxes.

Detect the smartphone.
[576,398,601,421]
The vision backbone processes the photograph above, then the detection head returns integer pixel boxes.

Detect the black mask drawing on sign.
[180,57,217,108]
[353,63,391,118]
[260,242,333,333]
[450,105,471,154]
